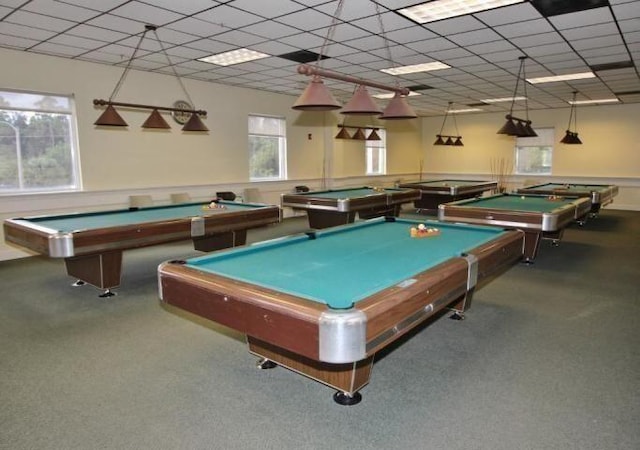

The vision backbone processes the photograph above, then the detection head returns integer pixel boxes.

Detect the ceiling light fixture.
[560,91,582,145]
[569,98,619,105]
[372,91,421,99]
[434,102,464,146]
[380,61,450,75]
[292,0,417,120]
[198,48,270,66]
[398,0,524,24]
[335,125,382,141]
[526,72,595,84]
[449,108,483,113]
[497,56,536,137]
[481,96,526,103]
[94,25,208,132]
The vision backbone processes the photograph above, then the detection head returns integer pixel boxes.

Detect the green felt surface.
[186,218,507,309]
[299,187,400,199]
[455,195,574,212]
[409,180,486,187]
[24,202,260,232]
[529,183,610,192]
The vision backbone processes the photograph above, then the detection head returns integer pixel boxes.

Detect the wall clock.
[171,100,193,125]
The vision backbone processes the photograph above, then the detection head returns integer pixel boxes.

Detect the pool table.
[398,179,498,212]
[4,201,280,296]
[281,186,420,229]
[158,217,524,405]
[438,193,592,263]
[516,183,618,215]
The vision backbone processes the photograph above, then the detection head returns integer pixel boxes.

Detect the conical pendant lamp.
[379,93,417,120]
[351,128,367,140]
[335,126,351,139]
[341,85,382,116]
[182,113,209,132]
[94,104,128,127]
[142,109,171,129]
[292,76,341,111]
[560,92,582,145]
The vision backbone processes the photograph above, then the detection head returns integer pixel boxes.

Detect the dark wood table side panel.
[3,222,53,255]
[440,206,543,227]
[202,207,280,233]
[65,251,123,289]
[307,210,355,229]
[247,337,374,394]
[160,266,327,360]
[281,195,340,210]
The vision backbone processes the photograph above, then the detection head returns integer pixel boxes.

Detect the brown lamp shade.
[454,137,464,146]
[142,109,171,129]
[335,127,351,139]
[292,77,341,111]
[434,135,445,145]
[379,93,417,120]
[94,104,128,127]
[497,118,519,135]
[182,114,209,132]
[522,121,538,137]
[444,136,454,145]
[351,128,367,140]
[366,129,381,141]
[341,85,382,116]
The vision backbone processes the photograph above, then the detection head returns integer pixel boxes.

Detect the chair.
[294,185,310,193]
[216,191,236,201]
[129,195,153,208]
[243,188,262,203]
[170,193,191,203]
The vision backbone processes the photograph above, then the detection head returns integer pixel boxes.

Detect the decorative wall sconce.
[335,125,381,141]
[93,25,208,132]
[434,102,463,146]
[292,0,417,120]
[497,56,536,137]
[560,91,583,144]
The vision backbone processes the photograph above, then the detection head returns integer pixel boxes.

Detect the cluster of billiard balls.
[202,201,226,210]
[410,223,440,238]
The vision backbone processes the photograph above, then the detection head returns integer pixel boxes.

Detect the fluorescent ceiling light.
[380,62,450,75]
[526,72,595,84]
[481,96,526,103]
[569,98,619,105]
[372,91,421,99]
[198,48,270,66]
[398,0,524,24]
[449,108,483,113]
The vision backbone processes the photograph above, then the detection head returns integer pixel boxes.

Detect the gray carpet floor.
[1,210,639,450]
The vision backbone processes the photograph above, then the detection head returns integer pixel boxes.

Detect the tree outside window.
[248,115,287,181]
[515,127,553,175]
[0,90,80,193]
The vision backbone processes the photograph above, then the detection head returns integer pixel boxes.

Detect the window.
[365,128,386,175]
[515,127,553,175]
[0,89,80,193]
[248,115,287,181]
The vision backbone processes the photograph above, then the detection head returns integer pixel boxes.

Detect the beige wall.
[421,103,640,178]
[1,47,639,260]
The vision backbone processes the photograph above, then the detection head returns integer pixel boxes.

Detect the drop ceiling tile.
[242,20,300,40]
[383,25,438,44]
[31,41,90,57]
[549,7,614,30]
[0,21,57,41]
[511,32,565,48]
[47,34,107,50]
[193,5,264,28]
[109,1,184,26]
[68,24,129,44]
[425,16,486,35]
[7,10,75,32]
[231,0,304,19]
[23,0,101,21]
[315,0,379,21]
[465,40,517,55]
[313,23,371,42]
[78,50,130,64]
[572,35,626,51]
[0,33,40,49]
[474,2,542,26]
[448,28,502,46]
[274,9,335,31]
[494,19,554,38]
[183,39,235,55]
[87,14,148,35]
[612,1,640,19]
[212,29,266,47]
[250,40,298,55]
[559,22,620,40]
[618,18,640,32]
[523,42,573,57]
[405,37,457,53]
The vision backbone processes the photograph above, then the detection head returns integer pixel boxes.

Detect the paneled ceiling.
[1,0,639,116]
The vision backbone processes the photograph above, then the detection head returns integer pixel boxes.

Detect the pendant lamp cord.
[508,57,525,116]
[439,102,452,135]
[150,28,196,109]
[567,91,577,131]
[316,0,345,67]
[108,27,151,102]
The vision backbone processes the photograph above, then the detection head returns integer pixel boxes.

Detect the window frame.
[0,88,82,194]
[364,128,387,175]
[248,114,287,182]
[514,127,554,176]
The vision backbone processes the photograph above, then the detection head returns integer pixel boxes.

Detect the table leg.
[64,250,123,294]
[247,336,373,403]
[306,210,356,229]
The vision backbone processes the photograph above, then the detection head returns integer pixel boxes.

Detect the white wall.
[1,47,638,261]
